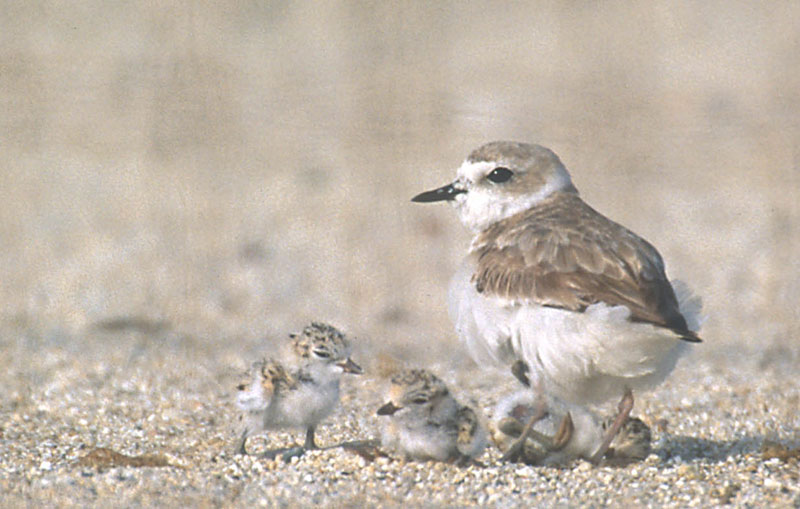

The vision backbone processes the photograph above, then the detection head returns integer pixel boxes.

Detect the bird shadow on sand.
[654,434,768,463]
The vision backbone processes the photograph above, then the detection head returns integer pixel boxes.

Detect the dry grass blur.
[1,1,799,506]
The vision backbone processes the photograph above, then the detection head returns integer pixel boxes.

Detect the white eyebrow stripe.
[457,160,495,182]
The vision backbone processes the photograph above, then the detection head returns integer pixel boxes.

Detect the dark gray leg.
[235,429,249,455]
[304,426,317,450]
[273,426,316,462]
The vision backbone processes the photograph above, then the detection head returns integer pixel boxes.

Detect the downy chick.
[235,322,362,458]
[377,368,486,464]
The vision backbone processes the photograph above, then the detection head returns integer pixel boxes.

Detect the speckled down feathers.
[234,322,359,452]
[290,322,351,360]
[379,369,486,462]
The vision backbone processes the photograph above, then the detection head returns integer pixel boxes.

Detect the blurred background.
[2,1,798,370]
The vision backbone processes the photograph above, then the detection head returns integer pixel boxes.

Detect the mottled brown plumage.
[261,359,297,392]
[471,191,700,342]
[413,140,703,464]
[378,368,487,462]
[290,322,351,359]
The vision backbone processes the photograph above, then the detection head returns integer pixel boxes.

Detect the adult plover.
[412,141,702,462]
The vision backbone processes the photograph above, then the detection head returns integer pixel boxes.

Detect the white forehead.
[457,160,495,182]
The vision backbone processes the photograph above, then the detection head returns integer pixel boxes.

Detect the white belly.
[448,259,696,405]
[381,418,458,461]
[269,380,340,429]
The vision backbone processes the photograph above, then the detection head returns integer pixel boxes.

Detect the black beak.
[336,358,363,375]
[411,183,465,203]
[377,401,401,416]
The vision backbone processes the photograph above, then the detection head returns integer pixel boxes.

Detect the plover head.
[377,369,455,419]
[412,141,578,233]
[289,322,362,374]
[603,415,652,463]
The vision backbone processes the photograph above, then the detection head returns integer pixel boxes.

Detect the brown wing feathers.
[472,193,701,342]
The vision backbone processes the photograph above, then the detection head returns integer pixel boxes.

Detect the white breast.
[270,379,340,429]
[382,415,458,461]
[448,257,517,368]
[449,257,697,405]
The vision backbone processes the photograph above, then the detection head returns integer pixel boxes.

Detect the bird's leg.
[590,388,634,464]
[498,414,571,452]
[511,359,531,387]
[304,426,317,450]
[234,429,249,455]
[277,426,316,462]
[262,427,318,462]
[550,412,574,451]
[499,393,548,462]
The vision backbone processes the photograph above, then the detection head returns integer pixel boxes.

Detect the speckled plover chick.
[377,368,486,464]
[489,390,651,466]
[601,413,652,465]
[235,322,362,459]
[412,141,703,462]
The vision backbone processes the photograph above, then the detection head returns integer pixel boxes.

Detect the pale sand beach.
[1,2,799,506]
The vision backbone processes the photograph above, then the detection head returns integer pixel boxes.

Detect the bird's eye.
[313,350,331,358]
[412,397,428,405]
[486,167,513,183]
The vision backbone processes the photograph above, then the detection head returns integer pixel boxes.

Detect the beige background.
[2,2,799,506]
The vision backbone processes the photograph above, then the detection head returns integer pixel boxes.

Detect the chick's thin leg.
[303,426,317,450]
[499,394,548,462]
[235,429,249,455]
[590,388,634,464]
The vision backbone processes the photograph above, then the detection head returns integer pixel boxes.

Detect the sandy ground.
[2,2,799,507]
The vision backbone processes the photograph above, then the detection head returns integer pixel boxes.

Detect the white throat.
[303,361,344,386]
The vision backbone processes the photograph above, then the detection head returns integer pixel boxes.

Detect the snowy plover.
[412,141,703,461]
[234,322,362,459]
[489,390,651,466]
[377,368,486,464]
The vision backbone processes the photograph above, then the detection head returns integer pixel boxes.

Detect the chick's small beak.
[411,183,465,203]
[377,401,401,416]
[337,357,363,375]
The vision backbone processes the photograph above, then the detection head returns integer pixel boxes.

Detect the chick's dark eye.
[487,167,513,183]
[313,350,331,358]
[412,397,428,404]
